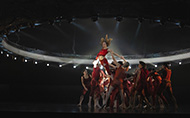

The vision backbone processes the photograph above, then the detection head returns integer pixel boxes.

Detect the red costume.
[89,66,101,97]
[151,72,162,106]
[96,48,111,75]
[109,65,127,108]
[158,68,173,105]
[136,68,149,94]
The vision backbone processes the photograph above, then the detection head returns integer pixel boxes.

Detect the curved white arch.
[2,40,190,65]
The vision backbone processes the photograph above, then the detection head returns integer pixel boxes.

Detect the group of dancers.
[77,34,178,111]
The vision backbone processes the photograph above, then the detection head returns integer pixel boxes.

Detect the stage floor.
[0,102,189,118]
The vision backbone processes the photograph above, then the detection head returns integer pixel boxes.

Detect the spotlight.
[47,63,50,66]
[35,61,38,64]
[115,16,123,22]
[24,59,27,63]
[155,19,161,23]
[175,22,180,26]
[138,17,144,24]
[179,61,182,65]
[59,64,62,67]
[86,66,89,69]
[1,51,3,54]
[155,65,157,67]
[73,65,77,68]
[14,57,17,60]
[91,16,98,22]
[67,18,75,24]
[6,54,9,57]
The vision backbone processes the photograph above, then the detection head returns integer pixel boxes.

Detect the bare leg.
[119,89,127,109]
[88,96,92,108]
[78,95,84,106]
[102,86,114,108]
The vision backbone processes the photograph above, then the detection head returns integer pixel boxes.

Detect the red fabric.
[109,88,119,108]
[96,48,108,57]
[99,58,111,75]
[90,66,101,97]
[136,68,149,93]
[165,68,172,82]
[111,65,126,89]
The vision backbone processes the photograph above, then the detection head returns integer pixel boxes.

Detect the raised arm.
[110,50,120,68]
[120,56,128,63]
[108,49,121,58]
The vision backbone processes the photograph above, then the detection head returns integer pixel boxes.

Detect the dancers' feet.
[119,103,127,109]
[101,104,107,109]
[88,102,91,108]
[77,103,81,107]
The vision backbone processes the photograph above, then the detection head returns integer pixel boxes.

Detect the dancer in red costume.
[88,62,102,108]
[95,34,121,76]
[102,51,130,109]
[157,62,178,110]
[131,61,149,109]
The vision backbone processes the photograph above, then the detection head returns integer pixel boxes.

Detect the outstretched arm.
[110,51,120,68]
[108,49,121,58]
[120,56,128,63]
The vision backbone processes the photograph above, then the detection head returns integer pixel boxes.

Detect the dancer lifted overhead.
[94,34,121,76]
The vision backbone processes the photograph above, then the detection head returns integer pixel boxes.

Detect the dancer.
[148,68,162,109]
[77,69,92,106]
[157,62,178,110]
[102,51,130,109]
[95,34,121,76]
[88,61,104,108]
[131,61,149,109]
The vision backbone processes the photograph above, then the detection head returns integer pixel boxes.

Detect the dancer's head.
[122,62,130,71]
[162,62,170,69]
[82,69,88,76]
[139,61,146,69]
[100,34,112,48]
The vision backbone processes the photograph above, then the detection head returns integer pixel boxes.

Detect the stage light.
[14,57,17,60]
[115,16,123,22]
[86,66,89,69]
[73,65,77,68]
[138,17,144,24]
[175,22,180,26]
[91,16,98,22]
[47,63,50,66]
[34,23,41,26]
[59,64,62,67]
[155,65,157,67]
[179,61,182,65]
[24,59,27,63]
[35,61,38,64]
[67,18,75,24]
[155,19,161,23]
[6,54,9,57]
[1,51,3,54]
